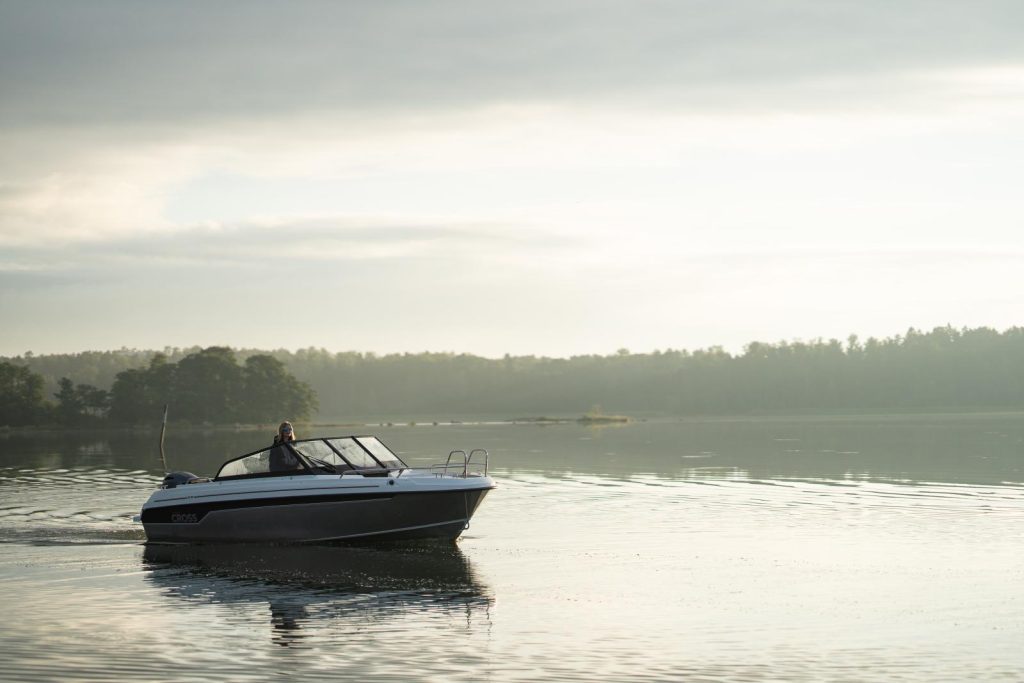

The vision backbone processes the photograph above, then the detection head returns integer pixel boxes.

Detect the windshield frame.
[213,435,408,480]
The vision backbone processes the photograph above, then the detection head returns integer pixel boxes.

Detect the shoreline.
[3,408,1023,435]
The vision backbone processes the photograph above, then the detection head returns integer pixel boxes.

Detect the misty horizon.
[4,321,1010,362]
[8,324,1022,429]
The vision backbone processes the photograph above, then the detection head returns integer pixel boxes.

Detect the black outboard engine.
[162,471,201,489]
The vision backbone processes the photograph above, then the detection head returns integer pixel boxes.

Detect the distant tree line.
[0,347,316,427]
[3,326,1024,426]
[270,325,1024,418]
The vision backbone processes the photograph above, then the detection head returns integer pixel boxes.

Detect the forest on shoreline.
[1,347,315,428]
[2,325,1024,427]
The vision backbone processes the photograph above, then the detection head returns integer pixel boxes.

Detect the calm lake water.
[1,415,1023,681]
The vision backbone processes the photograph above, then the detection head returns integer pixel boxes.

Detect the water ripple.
[4,430,1024,682]
[0,466,156,545]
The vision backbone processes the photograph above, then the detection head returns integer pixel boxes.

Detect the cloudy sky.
[2,1,1023,357]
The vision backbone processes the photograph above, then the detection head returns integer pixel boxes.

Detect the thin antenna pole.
[158,404,169,474]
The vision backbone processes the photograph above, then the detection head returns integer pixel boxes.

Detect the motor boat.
[139,435,494,544]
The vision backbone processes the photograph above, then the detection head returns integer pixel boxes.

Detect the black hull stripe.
[155,483,379,505]
[141,487,493,524]
[142,492,392,523]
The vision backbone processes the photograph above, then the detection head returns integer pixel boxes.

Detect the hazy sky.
[2,1,1023,357]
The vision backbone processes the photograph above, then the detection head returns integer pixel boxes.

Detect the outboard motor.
[162,471,201,489]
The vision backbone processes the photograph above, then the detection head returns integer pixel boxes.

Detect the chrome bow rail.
[432,449,489,477]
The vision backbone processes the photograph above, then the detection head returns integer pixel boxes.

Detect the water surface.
[2,416,1023,681]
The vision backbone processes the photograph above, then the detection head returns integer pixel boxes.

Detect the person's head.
[278,421,295,442]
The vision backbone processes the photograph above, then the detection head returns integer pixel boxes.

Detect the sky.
[2,1,1023,358]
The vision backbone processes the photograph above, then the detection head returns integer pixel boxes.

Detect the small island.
[576,412,631,425]
[510,411,632,425]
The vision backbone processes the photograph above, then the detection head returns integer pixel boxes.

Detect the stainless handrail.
[430,448,489,477]
[431,450,467,477]
[467,448,489,476]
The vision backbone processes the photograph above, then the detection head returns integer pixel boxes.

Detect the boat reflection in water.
[143,543,493,648]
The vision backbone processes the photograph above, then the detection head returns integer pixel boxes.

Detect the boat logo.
[170,513,199,523]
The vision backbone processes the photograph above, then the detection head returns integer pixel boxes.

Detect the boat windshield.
[214,436,407,480]
[328,438,379,469]
[291,439,352,472]
[216,443,307,479]
[356,436,404,469]
[327,437,407,470]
